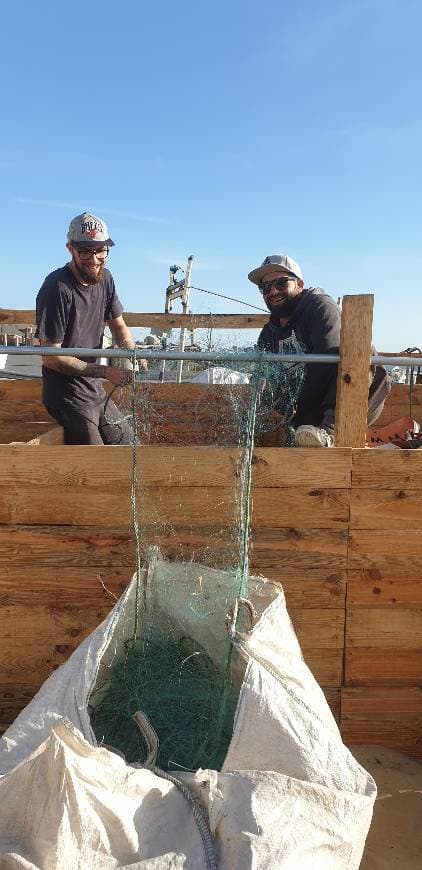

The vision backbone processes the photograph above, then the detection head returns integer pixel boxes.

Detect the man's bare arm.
[108,314,148,370]
[39,340,132,386]
[108,315,134,349]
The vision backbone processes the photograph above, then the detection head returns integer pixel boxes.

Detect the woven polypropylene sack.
[0,561,376,869]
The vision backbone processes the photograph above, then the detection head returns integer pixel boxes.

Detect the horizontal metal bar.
[0,346,338,364]
[0,346,420,366]
[372,356,422,367]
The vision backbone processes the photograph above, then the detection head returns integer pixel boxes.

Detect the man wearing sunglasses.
[35,212,146,445]
[248,254,390,447]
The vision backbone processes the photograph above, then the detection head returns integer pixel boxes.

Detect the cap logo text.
[80,218,104,237]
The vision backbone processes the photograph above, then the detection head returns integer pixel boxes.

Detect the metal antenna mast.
[164,255,194,383]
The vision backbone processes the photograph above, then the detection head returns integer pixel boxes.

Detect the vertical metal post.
[176,255,194,383]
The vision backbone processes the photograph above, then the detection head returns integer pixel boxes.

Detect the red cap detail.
[87,230,97,238]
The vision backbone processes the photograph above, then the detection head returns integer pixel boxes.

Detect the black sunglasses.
[259,276,295,295]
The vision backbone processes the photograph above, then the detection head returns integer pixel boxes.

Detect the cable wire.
[190,285,267,312]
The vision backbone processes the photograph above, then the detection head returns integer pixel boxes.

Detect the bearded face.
[73,259,106,285]
[260,271,303,318]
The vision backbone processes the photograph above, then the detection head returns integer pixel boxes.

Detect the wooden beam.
[25,426,65,445]
[124,312,269,329]
[350,488,422,530]
[349,529,422,571]
[379,350,422,359]
[0,309,268,329]
[0,423,56,444]
[341,687,422,756]
[334,294,374,447]
[0,380,42,401]
[348,570,422,608]
[0,445,351,489]
[0,309,36,326]
[352,447,422,488]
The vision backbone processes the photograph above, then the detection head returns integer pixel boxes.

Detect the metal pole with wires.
[176,256,194,383]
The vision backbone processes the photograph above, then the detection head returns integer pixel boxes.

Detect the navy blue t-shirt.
[35,265,123,415]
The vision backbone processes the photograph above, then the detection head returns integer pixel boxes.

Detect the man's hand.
[104,366,133,386]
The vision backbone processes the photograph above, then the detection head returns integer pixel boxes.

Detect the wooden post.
[334,294,374,448]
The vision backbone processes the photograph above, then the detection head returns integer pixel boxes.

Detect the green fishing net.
[90,558,242,771]
[90,351,303,771]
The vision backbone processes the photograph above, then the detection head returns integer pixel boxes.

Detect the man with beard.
[248,254,390,447]
[36,212,145,444]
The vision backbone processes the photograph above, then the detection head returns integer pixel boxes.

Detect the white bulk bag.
[0,560,376,869]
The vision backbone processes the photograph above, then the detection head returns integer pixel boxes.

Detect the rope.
[236,357,264,600]
[132,711,218,869]
[130,348,142,641]
[190,285,267,312]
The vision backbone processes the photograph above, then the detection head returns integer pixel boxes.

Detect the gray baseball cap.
[248,254,303,285]
[67,212,115,248]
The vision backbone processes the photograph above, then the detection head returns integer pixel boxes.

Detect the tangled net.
[90,348,304,771]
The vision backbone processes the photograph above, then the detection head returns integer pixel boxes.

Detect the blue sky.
[1,0,421,349]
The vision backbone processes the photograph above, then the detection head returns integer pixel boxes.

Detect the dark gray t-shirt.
[35,265,123,416]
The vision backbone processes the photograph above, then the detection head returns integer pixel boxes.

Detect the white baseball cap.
[248,254,303,285]
[67,212,115,248]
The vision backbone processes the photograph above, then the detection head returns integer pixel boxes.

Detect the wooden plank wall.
[0,389,422,753]
[0,379,56,444]
[0,379,282,447]
[0,446,350,732]
[343,450,422,755]
[2,379,420,444]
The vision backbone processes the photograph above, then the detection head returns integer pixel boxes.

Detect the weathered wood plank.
[0,684,40,734]
[345,649,422,685]
[50,605,112,643]
[0,445,352,489]
[352,448,422,488]
[25,426,64,445]
[0,605,52,639]
[348,529,422,570]
[290,608,344,649]
[267,570,346,608]
[0,526,135,566]
[0,401,53,423]
[3,378,414,417]
[350,488,422,529]
[341,687,422,755]
[252,488,350,528]
[0,379,42,401]
[346,608,422,648]
[323,688,341,724]
[0,566,345,609]
[0,483,350,528]
[251,527,348,573]
[335,295,373,448]
[0,525,349,573]
[0,310,269,329]
[301,649,343,686]
[348,570,422,607]
[250,449,351,488]
[0,637,55,685]
[0,567,133,606]
[0,310,36,325]
[0,486,237,526]
[0,423,55,444]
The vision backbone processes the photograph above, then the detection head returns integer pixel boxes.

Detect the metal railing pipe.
[0,346,420,366]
